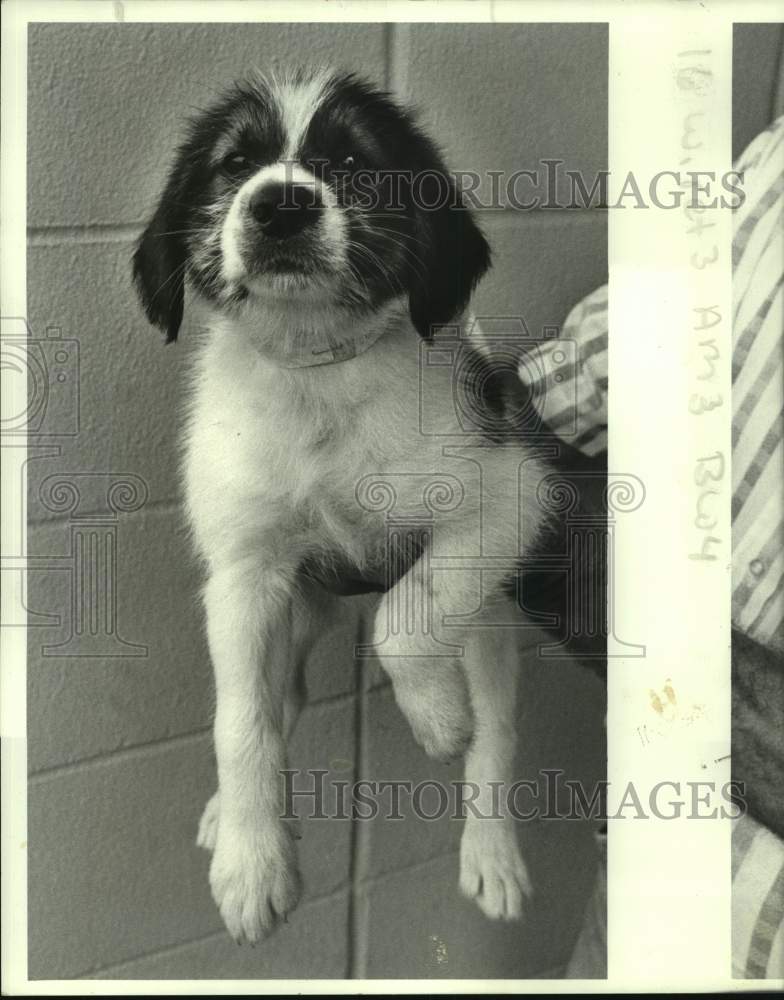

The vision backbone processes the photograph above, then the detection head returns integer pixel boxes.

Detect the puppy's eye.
[335,154,364,173]
[221,153,252,177]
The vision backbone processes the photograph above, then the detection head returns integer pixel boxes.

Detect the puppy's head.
[133,69,490,342]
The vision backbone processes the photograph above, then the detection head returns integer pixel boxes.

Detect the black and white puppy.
[134,69,546,943]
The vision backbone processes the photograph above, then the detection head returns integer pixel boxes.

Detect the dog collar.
[255,303,411,369]
[276,321,392,368]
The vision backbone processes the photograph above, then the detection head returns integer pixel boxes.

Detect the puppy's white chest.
[183,328,418,566]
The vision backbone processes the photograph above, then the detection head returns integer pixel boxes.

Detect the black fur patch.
[132,78,285,341]
[503,445,608,676]
[301,73,491,332]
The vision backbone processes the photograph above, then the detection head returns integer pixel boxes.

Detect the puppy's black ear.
[132,185,188,343]
[408,178,491,339]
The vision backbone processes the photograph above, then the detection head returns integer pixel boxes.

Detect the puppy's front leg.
[373,555,474,761]
[204,561,301,943]
[196,578,336,855]
[459,628,532,921]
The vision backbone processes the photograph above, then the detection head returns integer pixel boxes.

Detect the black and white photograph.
[0,0,782,992]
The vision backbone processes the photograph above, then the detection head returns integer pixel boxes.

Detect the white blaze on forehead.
[234,160,341,215]
[269,68,335,159]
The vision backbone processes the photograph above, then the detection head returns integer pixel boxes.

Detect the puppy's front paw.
[210,825,302,944]
[196,791,220,852]
[391,659,474,762]
[459,820,532,921]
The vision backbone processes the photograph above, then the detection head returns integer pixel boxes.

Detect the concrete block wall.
[25,21,615,981]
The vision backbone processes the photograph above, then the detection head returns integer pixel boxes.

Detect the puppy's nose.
[248,182,322,238]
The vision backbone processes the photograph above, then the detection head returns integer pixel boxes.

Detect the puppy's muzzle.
[249,181,323,240]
